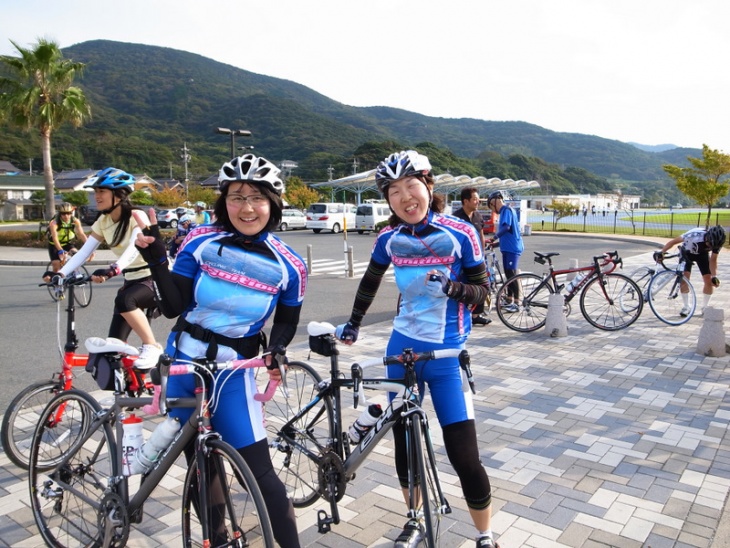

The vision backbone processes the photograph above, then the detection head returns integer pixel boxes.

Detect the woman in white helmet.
[134,153,303,547]
[337,150,499,548]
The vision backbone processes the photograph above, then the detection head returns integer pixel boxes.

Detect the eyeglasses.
[225,194,268,207]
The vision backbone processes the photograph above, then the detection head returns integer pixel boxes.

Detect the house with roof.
[0,161,22,175]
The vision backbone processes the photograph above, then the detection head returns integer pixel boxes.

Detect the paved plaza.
[1,245,729,547]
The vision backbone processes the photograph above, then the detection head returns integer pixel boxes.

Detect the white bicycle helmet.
[218,154,284,196]
[178,214,193,225]
[375,150,432,193]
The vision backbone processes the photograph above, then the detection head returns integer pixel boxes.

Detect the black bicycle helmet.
[218,154,284,196]
[375,150,432,193]
[85,168,136,193]
[706,225,726,249]
[487,191,503,203]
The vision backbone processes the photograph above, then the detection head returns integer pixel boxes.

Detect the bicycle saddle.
[308,321,336,337]
[85,337,140,356]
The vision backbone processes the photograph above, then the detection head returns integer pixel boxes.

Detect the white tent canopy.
[309,170,540,204]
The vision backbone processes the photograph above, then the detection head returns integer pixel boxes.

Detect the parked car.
[306,202,357,234]
[355,203,390,234]
[78,204,100,226]
[157,209,178,228]
[278,209,307,231]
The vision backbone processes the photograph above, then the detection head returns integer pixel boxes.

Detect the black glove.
[92,264,120,279]
[336,321,360,343]
[712,276,720,288]
[136,223,168,266]
[42,270,56,280]
[264,344,287,370]
[426,272,451,298]
[653,251,665,262]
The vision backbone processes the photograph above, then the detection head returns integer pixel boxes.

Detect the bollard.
[346,246,354,278]
[306,244,313,275]
[697,306,726,357]
[545,293,568,338]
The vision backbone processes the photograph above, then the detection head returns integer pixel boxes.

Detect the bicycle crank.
[317,451,347,503]
[97,492,130,548]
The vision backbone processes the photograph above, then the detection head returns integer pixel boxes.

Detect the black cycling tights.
[238,439,301,548]
[183,439,300,547]
[107,278,157,340]
[394,419,492,510]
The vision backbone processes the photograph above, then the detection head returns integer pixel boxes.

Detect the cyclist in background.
[336,150,499,548]
[47,168,163,369]
[134,153,304,548]
[193,201,211,224]
[487,191,524,313]
[654,225,726,316]
[46,202,90,273]
[167,214,196,259]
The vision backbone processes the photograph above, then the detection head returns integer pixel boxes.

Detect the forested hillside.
[0,40,698,203]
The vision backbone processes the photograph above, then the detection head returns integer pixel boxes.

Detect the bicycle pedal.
[317,509,333,534]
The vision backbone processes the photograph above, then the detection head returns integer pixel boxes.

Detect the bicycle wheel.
[496,273,553,332]
[182,438,275,548]
[1,379,63,469]
[411,414,448,548]
[579,273,644,330]
[73,265,93,308]
[264,361,333,508]
[29,389,114,548]
[46,261,60,302]
[647,270,696,326]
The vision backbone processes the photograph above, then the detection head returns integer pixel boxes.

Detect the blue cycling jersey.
[372,211,483,344]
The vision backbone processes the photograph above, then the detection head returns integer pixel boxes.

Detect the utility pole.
[181,142,191,182]
[352,157,359,175]
[327,165,334,181]
[28,158,32,176]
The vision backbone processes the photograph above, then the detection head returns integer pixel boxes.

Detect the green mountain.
[0,39,698,186]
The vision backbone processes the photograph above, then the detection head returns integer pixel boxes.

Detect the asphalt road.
[0,231,658,412]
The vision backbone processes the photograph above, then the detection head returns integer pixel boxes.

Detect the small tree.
[62,190,89,207]
[283,176,320,210]
[130,190,154,206]
[663,144,730,227]
[186,183,217,208]
[151,186,185,207]
[550,200,576,229]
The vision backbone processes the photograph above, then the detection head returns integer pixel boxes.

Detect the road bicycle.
[264,321,473,547]
[0,273,155,469]
[28,345,280,547]
[495,250,644,332]
[45,250,93,307]
[628,250,697,325]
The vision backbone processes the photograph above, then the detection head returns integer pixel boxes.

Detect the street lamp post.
[215,127,252,158]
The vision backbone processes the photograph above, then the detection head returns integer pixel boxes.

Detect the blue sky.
[3,0,729,152]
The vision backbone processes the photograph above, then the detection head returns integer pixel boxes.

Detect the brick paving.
[1,247,729,547]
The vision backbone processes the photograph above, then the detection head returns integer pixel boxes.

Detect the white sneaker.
[679,306,690,317]
[503,303,520,313]
[135,343,163,369]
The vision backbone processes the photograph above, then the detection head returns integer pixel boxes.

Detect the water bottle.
[348,404,383,444]
[127,416,180,475]
[121,414,144,476]
[566,271,586,293]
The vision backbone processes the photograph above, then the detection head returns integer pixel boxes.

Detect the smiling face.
[225,182,271,236]
[386,176,430,224]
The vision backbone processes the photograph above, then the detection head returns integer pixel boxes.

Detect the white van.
[306,203,357,234]
[355,203,391,234]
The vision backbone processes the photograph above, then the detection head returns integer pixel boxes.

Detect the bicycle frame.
[538,250,619,303]
[273,338,468,533]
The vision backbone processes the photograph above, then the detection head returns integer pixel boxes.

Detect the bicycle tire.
[579,273,644,330]
[73,265,93,308]
[182,438,275,548]
[1,379,63,470]
[265,361,333,508]
[647,270,696,325]
[29,389,115,548]
[45,261,60,302]
[411,414,446,548]
[496,273,553,332]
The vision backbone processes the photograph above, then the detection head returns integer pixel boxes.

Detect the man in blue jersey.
[487,191,524,312]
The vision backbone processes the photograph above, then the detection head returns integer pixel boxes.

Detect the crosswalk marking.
[307,259,395,281]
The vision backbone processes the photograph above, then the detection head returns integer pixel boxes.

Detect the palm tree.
[0,38,91,218]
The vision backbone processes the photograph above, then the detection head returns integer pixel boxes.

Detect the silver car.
[278,209,307,231]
